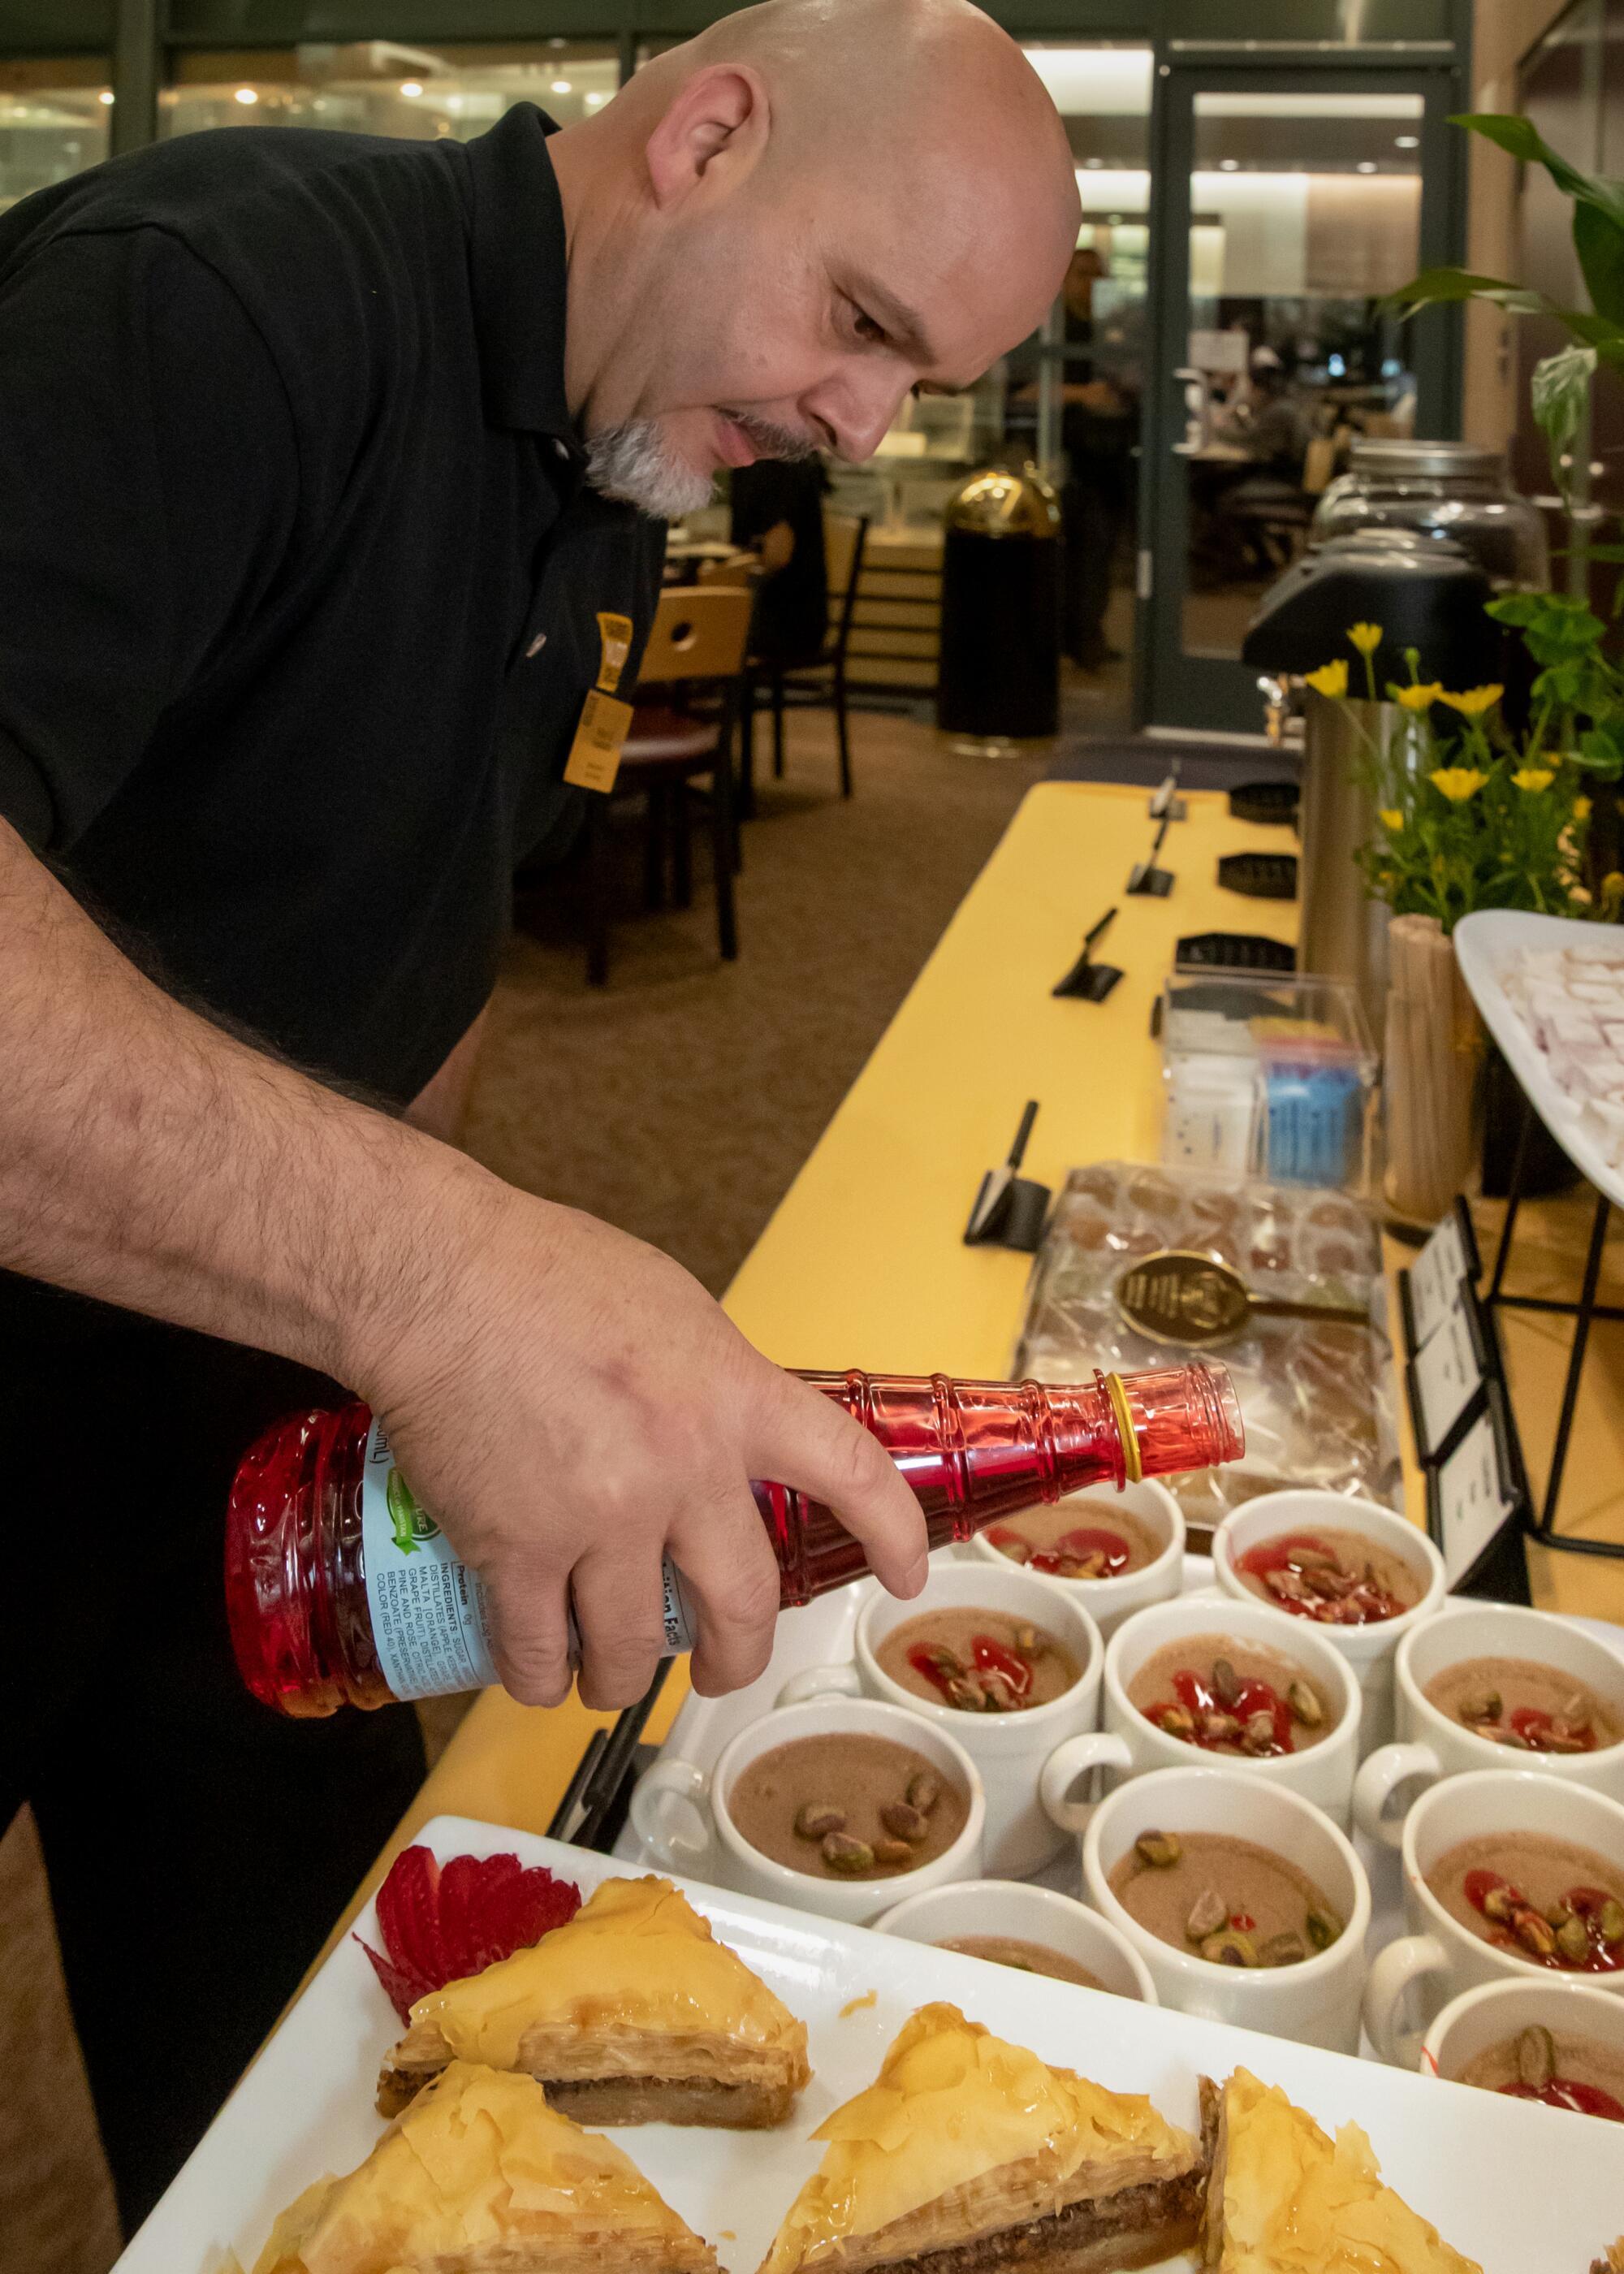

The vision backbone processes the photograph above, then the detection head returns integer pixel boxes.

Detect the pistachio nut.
[1135,1830,1181,1870]
[905,1770,942,1815]
[1516,2024,1557,2090]
[1199,1927,1258,1968]
[822,1832,875,1874]
[794,1803,846,1841]
[879,1801,930,1845]
[1184,1887,1229,1942]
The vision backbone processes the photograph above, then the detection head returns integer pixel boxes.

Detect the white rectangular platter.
[1454,906,1624,1211]
[115,1811,1624,2274]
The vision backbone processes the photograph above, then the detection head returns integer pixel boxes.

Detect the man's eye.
[851,306,887,345]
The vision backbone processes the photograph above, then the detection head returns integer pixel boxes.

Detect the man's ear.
[644,63,769,209]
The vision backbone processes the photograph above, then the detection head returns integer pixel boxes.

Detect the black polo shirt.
[0,103,663,1109]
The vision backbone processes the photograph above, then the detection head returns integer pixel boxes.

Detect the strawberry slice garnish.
[356,1845,581,2021]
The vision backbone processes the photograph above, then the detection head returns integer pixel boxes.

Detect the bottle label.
[360,1421,500,1701]
[360,1422,698,1698]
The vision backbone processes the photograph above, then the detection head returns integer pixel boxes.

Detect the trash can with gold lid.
[937,461,1061,741]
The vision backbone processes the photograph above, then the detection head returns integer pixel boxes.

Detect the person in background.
[1237,346,1311,478]
[0,0,1081,2229]
[730,456,830,668]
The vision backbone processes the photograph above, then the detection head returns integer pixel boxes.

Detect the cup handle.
[1363,1932,1449,2067]
[1039,1731,1134,1834]
[775,1662,864,1708]
[628,1756,712,1873]
[1352,1741,1443,1849]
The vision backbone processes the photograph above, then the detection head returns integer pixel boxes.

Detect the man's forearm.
[0,815,497,1381]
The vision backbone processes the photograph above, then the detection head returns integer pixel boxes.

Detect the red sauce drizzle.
[1462,1870,1624,1974]
[1508,1705,1597,1753]
[907,1635,1034,1706]
[1236,1531,1408,1625]
[1499,2078,1624,2121]
[989,1524,1134,1578]
[1145,1666,1296,1757]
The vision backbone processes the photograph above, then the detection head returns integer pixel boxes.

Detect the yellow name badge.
[563,687,634,793]
[595,611,634,694]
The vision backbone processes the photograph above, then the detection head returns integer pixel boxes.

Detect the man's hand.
[350,1200,927,1710]
[0,815,927,1713]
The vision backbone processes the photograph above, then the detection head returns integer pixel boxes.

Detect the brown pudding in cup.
[875,1609,1078,1714]
[935,1934,1104,1989]
[1108,1828,1342,1969]
[1126,1633,1333,1757]
[728,1732,969,1883]
[1426,1832,1624,1973]
[983,1498,1163,1580]
[1423,1655,1622,1756]
[1460,2021,1624,2121]
[1232,1525,1420,1625]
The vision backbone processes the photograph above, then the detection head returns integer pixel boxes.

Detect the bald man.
[0,0,1078,2219]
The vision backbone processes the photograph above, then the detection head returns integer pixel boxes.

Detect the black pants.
[2,1293,425,2237]
[1061,455,1132,667]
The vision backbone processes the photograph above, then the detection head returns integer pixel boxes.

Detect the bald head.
[547,0,1079,515]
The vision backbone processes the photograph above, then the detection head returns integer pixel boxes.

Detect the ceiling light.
[1219,158,1238,171]
[1108,213,1123,225]
[1395,134,1419,149]
[1083,156,1103,168]
[98,89,114,104]
[1356,160,1377,173]
[400,80,423,97]
[585,90,607,106]
[551,78,572,93]
[234,87,259,105]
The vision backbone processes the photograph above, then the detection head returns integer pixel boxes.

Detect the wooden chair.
[741,512,869,814]
[582,584,753,987]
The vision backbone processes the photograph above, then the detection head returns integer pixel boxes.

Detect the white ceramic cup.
[873,1878,1158,2004]
[966,1478,1186,1639]
[1212,1489,1446,1753]
[1363,1770,1624,2069]
[1421,1975,1624,2113]
[1080,1765,1372,2051]
[629,1696,986,1928]
[1354,1603,1624,1849]
[775,1563,1103,1876]
[1038,1595,1362,1838]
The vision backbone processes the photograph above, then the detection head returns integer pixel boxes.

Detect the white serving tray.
[1454,906,1624,1210]
[115,1813,1624,2274]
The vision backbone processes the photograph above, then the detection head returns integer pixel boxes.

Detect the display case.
[1158,967,1378,1195]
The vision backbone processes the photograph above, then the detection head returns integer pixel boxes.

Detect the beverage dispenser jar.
[1311,439,1548,593]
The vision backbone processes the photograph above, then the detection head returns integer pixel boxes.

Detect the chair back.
[637,586,754,684]
[824,512,870,656]
[1302,434,1338,496]
[697,551,758,591]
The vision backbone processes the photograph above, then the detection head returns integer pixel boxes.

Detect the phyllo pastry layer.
[758,2000,1204,2274]
[379,1874,810,2127]
[1200,2067,1480,2274]
[253,2058,716,2272]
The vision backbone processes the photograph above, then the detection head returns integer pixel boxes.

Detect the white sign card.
[1410,1286,1488,1458]
[1407,1203,1476,1351]
[1432,1402,1518,1587]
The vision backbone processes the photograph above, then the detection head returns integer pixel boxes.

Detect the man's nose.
[803,364,914,465]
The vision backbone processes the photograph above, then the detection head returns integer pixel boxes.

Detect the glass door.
[1138,69,1461,736]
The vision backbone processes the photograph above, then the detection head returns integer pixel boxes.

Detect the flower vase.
[1382,914,1484,1224]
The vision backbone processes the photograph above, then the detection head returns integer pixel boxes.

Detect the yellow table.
[322,778,1624,1939]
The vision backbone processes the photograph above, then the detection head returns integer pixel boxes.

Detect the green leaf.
[1486,593,1544,625]
[1452,113,1624,232]
[1579,724,1624,778]
[1383,265,1548,317]
[1531,343,1599,494]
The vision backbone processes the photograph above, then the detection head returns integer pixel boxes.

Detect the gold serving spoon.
[1115,1249,1369,1350]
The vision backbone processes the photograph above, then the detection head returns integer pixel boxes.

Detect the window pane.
[1179,89,1426,663]
[0,58,111,212]
[162,41,620,141]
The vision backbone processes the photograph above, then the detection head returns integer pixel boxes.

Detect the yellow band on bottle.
[1104,1371,1142,1484]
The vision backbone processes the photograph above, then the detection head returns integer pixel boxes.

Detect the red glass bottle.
[225,1360,1243,1717]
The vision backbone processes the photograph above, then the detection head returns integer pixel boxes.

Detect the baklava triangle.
[378,1874,810,2128]
[252,2058,715,2272]
[758,2000,1205,2274]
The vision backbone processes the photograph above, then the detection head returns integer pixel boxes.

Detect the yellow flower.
[1430,767,1488,803]
[1575,796,1594,822]
[1379,809,1404,832]
[1304,658,1348,698]
[1512,767,1554,793]
[1348,623,1383,656]
[1392,681,1445,712]
[1439,685,1504,717]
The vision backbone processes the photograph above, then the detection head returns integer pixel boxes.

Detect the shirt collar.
[458,103,578,446]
